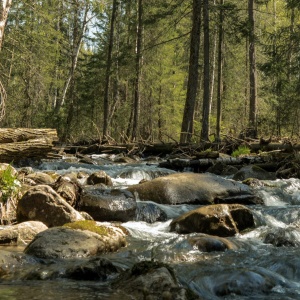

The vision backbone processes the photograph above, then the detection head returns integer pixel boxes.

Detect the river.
[0,157,300,300]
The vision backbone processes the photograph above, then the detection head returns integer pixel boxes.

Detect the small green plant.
[232,145,251,157]
[0,165,20,204]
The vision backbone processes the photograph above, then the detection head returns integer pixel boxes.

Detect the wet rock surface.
[170,204,255,236]
[16,185,84,227]
[79,187,137,222]
[24,224,127,259]
[128,173,262,205]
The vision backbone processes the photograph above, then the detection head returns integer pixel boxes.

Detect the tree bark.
[0,128,58,163]
[131,0,143,141]
[103,0,119,138]
[0,0,11,50]
[216,0,224,142]
[180,0,201,144]
[0,128,58,143]
[201,0,210,141]
[0,0,12,121]
[248,0,257,130]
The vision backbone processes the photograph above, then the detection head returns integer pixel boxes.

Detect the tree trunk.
[180,0,201,144]
[55,0,90,113]
[201,0,210,141]
[0,0,11,50]
[0,0,12,122]
[131,0,143,141]
[248,0,257,130]
[103,0,119,138]
[216,0,224,142]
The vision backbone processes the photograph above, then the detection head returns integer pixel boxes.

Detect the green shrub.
[232,145,251,157]
[0,165,20,204]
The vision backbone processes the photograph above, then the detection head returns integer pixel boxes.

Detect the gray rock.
[188,233,238,252]
[24,224,127,259]
[170,204,255,236]
[16,185,84,227]
[113,261,197,300]
[233,165,276,181]
[0,221,48,245]
[79,187,136,222]
[128,173,261,205]
[136,202,168,223]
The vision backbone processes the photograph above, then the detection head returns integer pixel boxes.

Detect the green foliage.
[232,145,251,157]
[0,166,20,204]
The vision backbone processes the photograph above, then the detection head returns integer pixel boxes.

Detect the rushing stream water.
[1,157,300,299]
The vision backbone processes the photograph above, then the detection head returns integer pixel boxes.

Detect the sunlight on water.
[122,220,175,241]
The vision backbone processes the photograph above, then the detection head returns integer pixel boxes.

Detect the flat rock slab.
[128,173,262,205]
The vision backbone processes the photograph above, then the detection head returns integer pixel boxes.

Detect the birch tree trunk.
[0,0,12,121]
[0,0,11,50]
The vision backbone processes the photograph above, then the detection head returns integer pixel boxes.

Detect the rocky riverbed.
[0,154,299,299]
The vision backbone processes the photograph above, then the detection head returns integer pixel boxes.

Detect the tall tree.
[103,0,119,139]
[216,0,224,142]
[0,0,12,121]
[201,0,210,141]
[180,0,201,144]
[131,0,143,141]
[248,0,257,131]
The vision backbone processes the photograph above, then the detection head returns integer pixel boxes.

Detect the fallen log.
[0,138,55,163]
[0,128,58,163]
[0,128,58,144]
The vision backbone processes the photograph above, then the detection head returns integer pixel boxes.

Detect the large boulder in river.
[0,221,48,245]
[127,173,261,205]
[79,187,136,222]
[16,185,85,227]
[170,204,255,236]
[24,222,127,259]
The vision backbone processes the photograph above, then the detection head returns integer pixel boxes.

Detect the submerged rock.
[263,227,300,247]
[128,173,261,205]
[135,202,168,223]
[188,233,238,252]
[170,204,255,236]
[112,260,199,300]
[233,165,276,181]
[0,221,48,245]
[24,223,127,259]
[16,185,85,227]
[79,187,136,222]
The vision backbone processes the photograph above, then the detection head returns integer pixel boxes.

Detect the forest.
[0,0,300,144]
